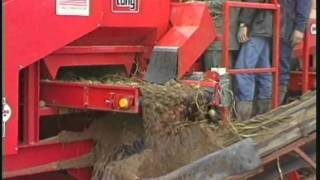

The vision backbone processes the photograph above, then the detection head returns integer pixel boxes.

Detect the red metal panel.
[54,45,145,54]
[39,107,60,117]
[302,30,311,93]
[43,45,145,79]
[289,72,316,92]
[40,80,140,113]
[228,68,276,74]
[102,0,171,39]
[27,63,40,144]
[301,20,316,93]
[44,53,136,79]
[7,171,75,180]
[290,20,316,93]
[5,140,94,176]
[4,0,103,69]
[157,2,216,78]
[4,0,103,155]
[286,171,301,180]
[273,3,281,107]
[4,0,171,155]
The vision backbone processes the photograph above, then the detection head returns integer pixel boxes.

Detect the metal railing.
[222,0,281,108]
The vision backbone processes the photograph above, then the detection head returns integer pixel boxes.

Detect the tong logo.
[112,0,140,13]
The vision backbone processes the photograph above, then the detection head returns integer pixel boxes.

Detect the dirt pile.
[56,74,316,179]
[60,75,228,179]
[89,114,145,180]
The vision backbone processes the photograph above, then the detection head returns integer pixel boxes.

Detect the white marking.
[2,97,12,138]
[56,0,90,16]
[310,23,316,35]
[112,0,140,13]
[211,68,227,75]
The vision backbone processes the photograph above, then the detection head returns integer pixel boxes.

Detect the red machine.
[289,19,316,94]
[3,0,316,179]
[289,0,316,94]
[3,0,217,178]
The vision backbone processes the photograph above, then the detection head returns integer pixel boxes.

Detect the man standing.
[280,0,312,104]
[234,0,274,121]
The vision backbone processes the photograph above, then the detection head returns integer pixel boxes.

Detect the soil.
[56,74,230,179]
[55,74,316,180]
[88,77,227,179]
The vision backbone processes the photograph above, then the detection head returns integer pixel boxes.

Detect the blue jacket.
[282,0,312,44]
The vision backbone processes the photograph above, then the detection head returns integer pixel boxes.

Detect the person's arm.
[291,0,312,46]
[237,0,265,43]
[238,0,265,26]
[294,0,312,32]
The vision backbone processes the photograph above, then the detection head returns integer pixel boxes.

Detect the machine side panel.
[102,0,171,39]
[3,0,103,155]
[5,0,103,68]
[157,3,216,78]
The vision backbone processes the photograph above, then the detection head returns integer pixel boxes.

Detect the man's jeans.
[281,41,294,86]
[234,37,272,101]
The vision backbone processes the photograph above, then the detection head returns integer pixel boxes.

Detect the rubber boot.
[235,101,253,121]
[251,100,259,117]
[280,85,288,104]
[256,99,272,115]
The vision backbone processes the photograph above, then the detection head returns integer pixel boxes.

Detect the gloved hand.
[291,30,304,47]
[237,25,250,43]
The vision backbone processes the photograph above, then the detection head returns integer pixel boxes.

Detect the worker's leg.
[234,37,265,120]
[255,38,272,115]
[280,41,294,103]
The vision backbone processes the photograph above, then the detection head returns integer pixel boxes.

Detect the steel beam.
[40,80,140,113]
[5,140,94,178]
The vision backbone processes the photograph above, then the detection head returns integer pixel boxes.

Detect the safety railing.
[222,0,281,108]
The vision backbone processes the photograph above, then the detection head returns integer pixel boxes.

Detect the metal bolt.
[208,109,217,121]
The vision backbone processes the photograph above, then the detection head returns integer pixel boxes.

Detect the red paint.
[2,0,225,178]
[7,171,75,180]
[287,171,301,180]
[5,140,94,177]
[3,0,170,155]
[289,71,316,92]
[39,107,60,117]
[40,80,140,113]
[43,45,146,78]
[158,3,216,78]
[26,63,40,144]
[228,68,277,74]
[182,71,221,106]
[290,19,316,93]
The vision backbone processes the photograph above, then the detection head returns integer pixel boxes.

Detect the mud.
[68,76,228,179]
[86,114,146,180]
[57,74,315,179]
[56,74,229,179]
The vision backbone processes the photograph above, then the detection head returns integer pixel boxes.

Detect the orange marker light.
[119,98,129,109]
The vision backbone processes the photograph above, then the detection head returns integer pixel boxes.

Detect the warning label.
[56,0,90,16]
